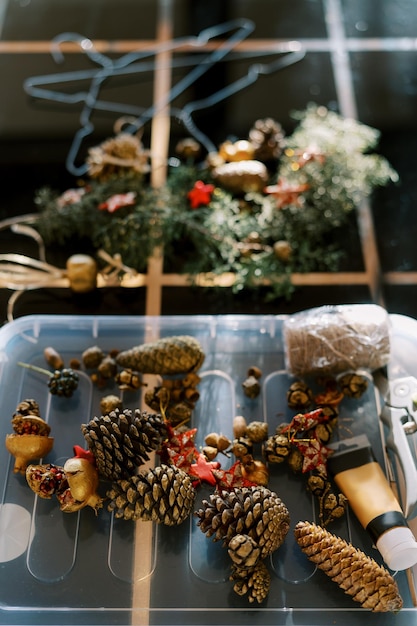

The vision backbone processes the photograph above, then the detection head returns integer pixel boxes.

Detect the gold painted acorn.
[5,410,54,474]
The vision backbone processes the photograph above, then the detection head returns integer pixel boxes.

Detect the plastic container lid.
[376,526,417,570]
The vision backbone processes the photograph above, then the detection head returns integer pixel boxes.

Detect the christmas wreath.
[34,104,397,300]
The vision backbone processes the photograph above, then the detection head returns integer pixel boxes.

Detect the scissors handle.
[381,403,417,519]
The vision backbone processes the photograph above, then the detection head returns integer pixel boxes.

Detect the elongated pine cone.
[230,559,271,604]
[116,335,205,375]
[294,521,403,612]
[195,486,290,560]
[81,408,168,480]
[106,464,195,525]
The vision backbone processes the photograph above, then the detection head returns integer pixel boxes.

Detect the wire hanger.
[23,18,305,175]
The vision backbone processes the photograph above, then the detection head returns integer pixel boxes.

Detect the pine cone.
[228,533,262,570]
[13,399,41,418]
[86,133,150,180]
[294,521,403,612]
[263,433,291,464]
[248,118,285,162]
[195,486,290,559]
[81,408,167,480]
[230,559,271,603]
[116,335,205,375]
[106,464,195,525]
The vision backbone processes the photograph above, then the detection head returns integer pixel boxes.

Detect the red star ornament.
[292,435,332,474]
[187,180,215,209]
[189,452,220,486]
[282,408,325,436]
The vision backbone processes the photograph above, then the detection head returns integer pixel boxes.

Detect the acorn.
[44,346,64,370]
[233,415,247,439]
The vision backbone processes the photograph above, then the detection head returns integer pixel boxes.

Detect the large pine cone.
[116,335,205,375]
[81,408,167,480]
[195,486,290,560]
[294,521,403,612]
[106,464,195,525]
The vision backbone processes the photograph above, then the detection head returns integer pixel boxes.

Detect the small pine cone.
[106,464,195,525]
[263,433,291,464]
[116,335,205,375]
[230,559,271,603]
[286,381,313,410]
[87,133,149,180]
[338,372,369,398]
[248,117,285,162]
[13,399,41,418]
[294,521,403,612]
[195,486,290,559]
[81,408,168,480]
[228,533,261,570]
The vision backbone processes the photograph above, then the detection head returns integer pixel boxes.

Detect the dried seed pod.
[98,355,117,379]
[167,402,193,425]
[294,521,403,612]
[100,394,123,414]
[44,346,64,370]
[233,415,247,439]
[116,335,205,375]
[182,372,201,388]
[246,421,268,443]
[242,376,261,399]
[82,345,105,369]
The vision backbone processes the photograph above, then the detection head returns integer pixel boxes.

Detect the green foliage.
[34,105,397,301]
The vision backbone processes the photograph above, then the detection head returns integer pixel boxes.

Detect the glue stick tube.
[328,434,417,571]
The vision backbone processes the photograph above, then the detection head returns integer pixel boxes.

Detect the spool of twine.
[283,304,391,377]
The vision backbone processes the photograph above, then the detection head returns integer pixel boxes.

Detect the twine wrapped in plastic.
[283,304,391,377]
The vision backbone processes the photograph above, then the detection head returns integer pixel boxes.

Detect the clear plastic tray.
[0,314,415,625]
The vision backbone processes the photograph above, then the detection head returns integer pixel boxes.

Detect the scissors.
[379,374,417,520]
